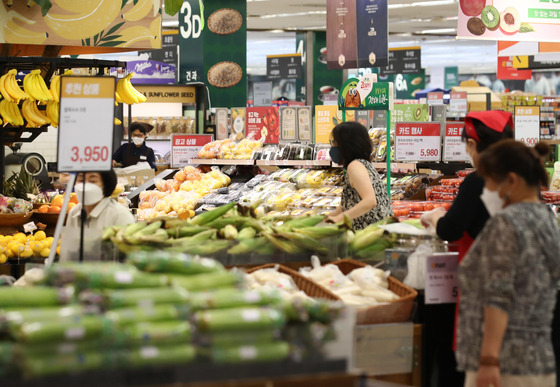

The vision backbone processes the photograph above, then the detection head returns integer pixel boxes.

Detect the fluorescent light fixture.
[259,10,326,19]
[389,0,457,9]
[419,28,457,34]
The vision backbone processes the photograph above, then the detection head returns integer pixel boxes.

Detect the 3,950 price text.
[70,146,110,163]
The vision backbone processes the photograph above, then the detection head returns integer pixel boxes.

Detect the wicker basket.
[0,212,33,227]
[246,263,341,301]
[330,258,418,325]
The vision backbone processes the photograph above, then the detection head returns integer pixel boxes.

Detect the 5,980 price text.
[420,149,439,157]
[71,146,110,163]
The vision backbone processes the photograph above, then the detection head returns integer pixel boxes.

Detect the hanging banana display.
[23,70,52,103]
[49,69,74,103]
[116,73,148,105]
[21,100,50,127]
[0,69,30,103]
[0,99,24,126]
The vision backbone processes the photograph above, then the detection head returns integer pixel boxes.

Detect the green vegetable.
[236,227,257,240]
[21,351,119,377]
[0,287,72,308]
[189,288,281,311]
[194,307,286,333]
[167,271,243,292]
[128,250,224,274]
[210,341,290,364]
[1,305,87,330]
[190,202,236,226]
[12,316,115,344]
[106,305,187,326]
[123,321,192,345]
[198,329,279,348]
[100,287,190,309]
[124,344,196,368]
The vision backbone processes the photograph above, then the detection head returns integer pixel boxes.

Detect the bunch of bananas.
[0,69,29,103]
[23,70,52,102]
[0,99,24,126]
[45,101,59,128]
[49,69,74,102]
[22,99,50,127]
[116,73,147,105]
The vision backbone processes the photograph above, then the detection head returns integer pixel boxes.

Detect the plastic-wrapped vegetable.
[0,287,72,308]
[127,250,224,274]
[0,305,91,331]
[20,350,119,378]
[12,315,115,344]
[210,341,290,364]
[124,344,196,368]
[81,287,190,310]
[167,271,244,292]
[189,288,282,311]
[123,321,192,345]
[198,329,279,348]
[0,343,13,367]
[106,305,188,326]
[44,263,167,290]
[194,307,286,333]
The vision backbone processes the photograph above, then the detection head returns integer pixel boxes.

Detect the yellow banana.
[23,71,40,101]
[44,0,121,40]
[6,70,29,102]
[116,77,137,105]
[114,117,122,125]
[50,69,73,102]
[122,0,153,22]
[0,99,13,125]
[124,74,147,103]
[22,100,49,127]
[6,100,23,126]
[51,0,99,14]
[115,91,124,104]
[46,101,59,128]
[0,73,15,102]
[118,25,157,48]
[32,71,52,102]
[3,19,48,45]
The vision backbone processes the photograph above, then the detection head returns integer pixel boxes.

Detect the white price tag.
[427,92,443,106]
[23,221,37,234]
[425,253,459,304]
[57,76,115,172]
[65,326,85,340]
[243,291,262,304]
[241,309,261,322]
[514,106,540,146]
[443,123,469,162]
[140,347,160,359]
[395,122,442,162]
[449,92,467,113]
[239,346,258,360]
[114,271,133,284]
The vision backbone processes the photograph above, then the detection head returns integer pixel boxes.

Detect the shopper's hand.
[476,365,501,387]
[326,213,344,224]
[419,206,446,229]
[112,160,118,167]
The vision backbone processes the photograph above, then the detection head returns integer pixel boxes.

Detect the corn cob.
[256,242,276,255]
[242,217,267,232]
[275,231,328,255]
[190,202,236,226]
[206,216,248,229]
[296,224,344,239]
[135,228,169,244]
[178,240,231,256]
[135,221,163,236]
[351,228,385,251]
[168,229,217,245]
[102,226,121,241]
[355,236,394,259]
[263,233,304,254]
[124,222,148,237]
[236,227,256,240]
[166,225,210,238]
[221,225,238,240]
[227,237,264,255]
[277,215,325,231]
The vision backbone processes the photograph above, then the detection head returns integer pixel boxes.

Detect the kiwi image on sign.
[481,6,500,31]
[467,17,486,36]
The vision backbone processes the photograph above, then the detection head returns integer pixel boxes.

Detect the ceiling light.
[389,0,457,9]
[419,28,457,34]
[259,10,326,19]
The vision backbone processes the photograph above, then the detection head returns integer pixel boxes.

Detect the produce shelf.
[5,359,348,387]
[255,160,332,167]
[189,159,255,165]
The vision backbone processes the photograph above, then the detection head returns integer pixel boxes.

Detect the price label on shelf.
[427,92,444,106]
[449,92,467,114]
[395,122,442,162]
[171,134,213,168]
[514,106,540,146]
[443,122,469,162]
[57,76,115,172]
[425,253,459,304]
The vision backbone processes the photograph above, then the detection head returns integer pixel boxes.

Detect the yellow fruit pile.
[0,231,60,263]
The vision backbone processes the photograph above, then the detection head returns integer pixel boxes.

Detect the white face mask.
[480,187,505,216]
[74,183,104,206]
[132,136,144,146]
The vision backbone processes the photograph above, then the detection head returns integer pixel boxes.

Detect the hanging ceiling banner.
[457,0,560,42]
[326,0,388,69]
[0,0,162,50]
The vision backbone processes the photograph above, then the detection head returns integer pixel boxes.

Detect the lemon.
[30,241,44,253]
[34,231,47,241]
[20,247,33,258]
[56,245,60,255]
[0,254,6,264]
[6,249,13,258]
[40,248,50,258]
[10,243,24,255]
[14,233,26,244]
[45,237,54,248]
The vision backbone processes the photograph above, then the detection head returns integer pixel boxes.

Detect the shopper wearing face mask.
[326,121,393,230]
[67,170,135,230]
[112,122,157,170]
[457,140,560,387]
[419,110,514,387]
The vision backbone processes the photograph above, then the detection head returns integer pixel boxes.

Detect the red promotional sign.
[246,107,279,144]
[427,92,444,105]
[497,56,532,80]
[395,122,441,162]
[171,134,213,167]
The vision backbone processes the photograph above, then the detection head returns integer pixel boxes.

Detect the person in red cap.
[420,110,514,387]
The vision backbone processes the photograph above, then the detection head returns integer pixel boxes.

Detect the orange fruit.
[37,205,49,213]
[69,193,79,204]
[67,202,76,212]
[51,195,64,207]
[48,205,61,213]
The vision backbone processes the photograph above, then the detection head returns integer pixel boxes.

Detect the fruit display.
[138,167,231,220]
[252,144,314,161]
[392,200,452,220]
[35,193,78,214]
[542,191,560,205]
[0,230,59,262]
[0,253,344,378]
[197,139,262,160]
[0,194,32,214]
[115,73,148,105]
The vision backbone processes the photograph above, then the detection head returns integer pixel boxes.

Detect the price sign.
[280,107,297,141]
[171,134,213,167]
[443,122,469,162]
[514,106,540,146]
[57,76,115,172]
[425,253,459,304]
[449,92,467,114]
[395,122,441,162]
[427,92,444,106]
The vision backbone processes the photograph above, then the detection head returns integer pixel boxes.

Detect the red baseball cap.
[464,110,513,142]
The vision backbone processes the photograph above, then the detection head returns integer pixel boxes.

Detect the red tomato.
[424,203,435,211]
[410,203,424,212]
[442,202,452,210]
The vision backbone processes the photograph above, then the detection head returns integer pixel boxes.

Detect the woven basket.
[330,258,418,325]
[246,263,341,301]
[0,212,32,227]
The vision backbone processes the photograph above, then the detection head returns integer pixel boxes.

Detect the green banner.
[313,32,343,107]
[339,78,391,110]
[296,32,307,103]
[179,0,204,83]
[381,70,425,99]
[444,66,459,89]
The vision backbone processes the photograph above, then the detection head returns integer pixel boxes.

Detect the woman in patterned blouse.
[457,140,560,387]
[326,122,393,230]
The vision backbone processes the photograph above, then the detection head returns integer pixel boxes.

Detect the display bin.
[246,263,341,301]
[331,259,417,325]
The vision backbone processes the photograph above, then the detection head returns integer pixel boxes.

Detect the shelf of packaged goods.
[333,162,416,171]
[189,159,255,165]
[542,139,560,145]
[255,160,332,167]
